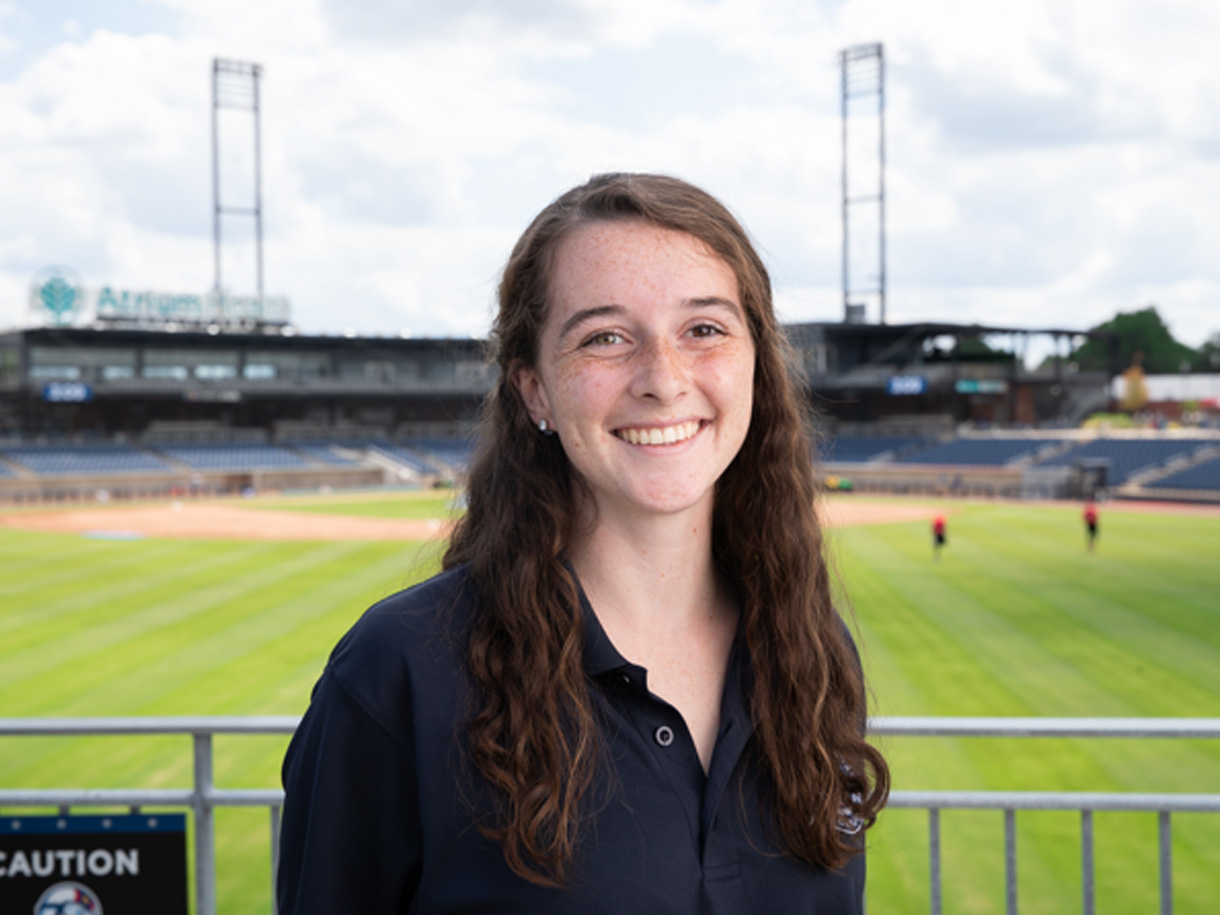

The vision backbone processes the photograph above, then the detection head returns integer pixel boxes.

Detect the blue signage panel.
[42,383,93,403]
[887,375,927,396]
[954,379,1009,394]
[0,814,187,914]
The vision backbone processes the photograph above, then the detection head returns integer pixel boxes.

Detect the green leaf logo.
[40,276,78,318]
[29,266,85,326]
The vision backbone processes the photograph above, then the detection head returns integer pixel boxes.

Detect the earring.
[538,419,554,435]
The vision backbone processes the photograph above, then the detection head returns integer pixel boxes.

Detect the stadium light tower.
[211,58,264,299]
[839,43,886,324]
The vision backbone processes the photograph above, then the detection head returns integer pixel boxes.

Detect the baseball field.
[1,491,1217,914]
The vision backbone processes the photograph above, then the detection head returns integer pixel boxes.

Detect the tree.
[1070,306,1199,374]
[1194,332,1220,373]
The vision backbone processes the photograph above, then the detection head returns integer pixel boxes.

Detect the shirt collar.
[569,560,753,727]
[568,563,634,677]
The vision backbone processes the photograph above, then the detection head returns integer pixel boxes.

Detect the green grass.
[1,496,1217,913]
[248,488,461,520]
[0,522,444,914]
[828,499,1220,914]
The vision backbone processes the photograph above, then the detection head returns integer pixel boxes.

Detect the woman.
[277,173,889,913]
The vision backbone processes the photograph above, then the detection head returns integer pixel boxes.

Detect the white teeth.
[619,421,699,445]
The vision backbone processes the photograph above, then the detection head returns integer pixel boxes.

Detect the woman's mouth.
[614,420,701,446]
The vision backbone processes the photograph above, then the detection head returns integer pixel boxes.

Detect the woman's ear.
[511,364,551,428]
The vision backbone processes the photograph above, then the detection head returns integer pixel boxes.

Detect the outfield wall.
[821,462,1027,498]
[0,465,388,504]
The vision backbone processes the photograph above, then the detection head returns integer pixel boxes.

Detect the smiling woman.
[277,174,889,914]
[513,220,755,524]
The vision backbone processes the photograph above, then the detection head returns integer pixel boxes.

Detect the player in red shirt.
[1083,502,1099,551]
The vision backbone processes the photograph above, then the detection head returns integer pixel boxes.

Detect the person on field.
[277,173,889,914]
[932,513,947,559]
[1083,501,1099,551]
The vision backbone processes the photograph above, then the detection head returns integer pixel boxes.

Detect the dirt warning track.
[0,503,451,541]
[0,497,945,540]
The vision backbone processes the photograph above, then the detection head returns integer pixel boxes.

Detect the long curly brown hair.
[444,173,889,885]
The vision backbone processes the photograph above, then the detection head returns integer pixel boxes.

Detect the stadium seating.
[1145,455,1220,492]
[154,443,313,471]
[369,443,443,476]
[819,435,929,462]
[0,444,176,475]
[1034,439,1212,486]
[289,442,362,467]
[895,438,1062,466]
[403,437,476,471]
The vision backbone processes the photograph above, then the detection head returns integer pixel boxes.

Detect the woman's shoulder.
[323,563,478,715]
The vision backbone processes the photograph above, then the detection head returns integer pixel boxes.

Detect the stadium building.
[3,275,1219,503]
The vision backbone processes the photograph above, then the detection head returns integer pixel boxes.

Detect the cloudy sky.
[2,0,1218,348]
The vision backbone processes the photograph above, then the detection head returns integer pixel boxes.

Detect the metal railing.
[869,717,1220,915]
[0,717,297,915]
[2,716,1218,915]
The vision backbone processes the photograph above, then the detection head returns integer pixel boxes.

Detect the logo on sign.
[43,383,93,403]
[34,881,103,915]
[29,267,85,327]
[887,375,927,396]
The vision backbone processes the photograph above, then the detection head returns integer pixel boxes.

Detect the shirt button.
[654,725,674,747]
[619,673,632,686]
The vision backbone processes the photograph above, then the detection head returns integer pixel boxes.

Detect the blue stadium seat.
[290,442,361,467]
[1035,440,1211,485]
[819,436,927,462]
[1146,455,1220,492]
[369,444,442,475]
[1,444,176,475]
[155,444,313,471]
[895,438,1063,466]
[402,438,476,472]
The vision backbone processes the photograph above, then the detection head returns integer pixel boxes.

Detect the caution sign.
[0,814,186,914]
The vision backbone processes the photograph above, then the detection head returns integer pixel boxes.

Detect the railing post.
[1159,810,1172,915]
[928,808,942,915]
[1081,810,1094,915]
[271,804,282,915]
[194,731,216,915]
[1004,808,1017,915]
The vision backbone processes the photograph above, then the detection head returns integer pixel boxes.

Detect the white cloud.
[0,0,1216,352]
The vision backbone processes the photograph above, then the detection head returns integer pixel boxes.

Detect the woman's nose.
[630,337,689,402]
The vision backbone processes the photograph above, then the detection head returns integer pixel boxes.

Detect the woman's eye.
[583,331,624,347]
[689,323,725,338]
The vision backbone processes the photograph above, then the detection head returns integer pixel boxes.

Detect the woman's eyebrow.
[685,296,744,319]
[558,304,625,342]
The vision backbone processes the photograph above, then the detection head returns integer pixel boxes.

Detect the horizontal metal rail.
[2,717,1218,915]
[870,716,1220,739]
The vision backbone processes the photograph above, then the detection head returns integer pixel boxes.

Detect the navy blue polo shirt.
[278,564,864,914]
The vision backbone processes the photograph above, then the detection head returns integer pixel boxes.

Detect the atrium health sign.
[96,287,291,325]
[0,814,187,914]
[29,267,291,329]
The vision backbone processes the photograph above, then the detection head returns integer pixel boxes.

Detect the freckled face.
[513,220,755,523]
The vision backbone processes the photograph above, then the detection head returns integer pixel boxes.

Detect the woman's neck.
[567,501,730,641]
